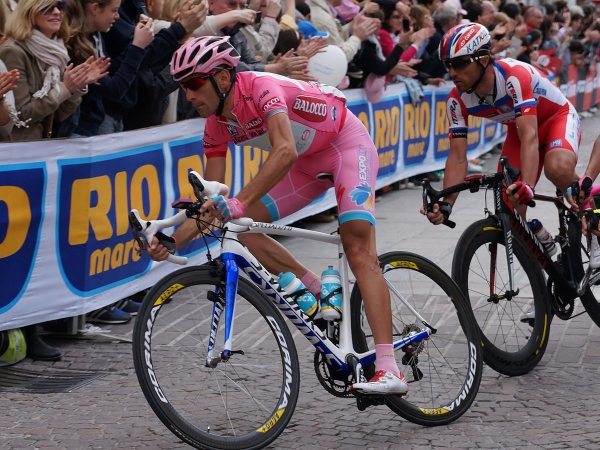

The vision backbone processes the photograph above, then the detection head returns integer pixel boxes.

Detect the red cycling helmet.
[170,36,240,81]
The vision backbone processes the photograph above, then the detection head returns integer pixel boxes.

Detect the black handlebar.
[422,157,528,228]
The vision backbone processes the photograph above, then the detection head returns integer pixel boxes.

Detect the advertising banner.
[0,83,505,330]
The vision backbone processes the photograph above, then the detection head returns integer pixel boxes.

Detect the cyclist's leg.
[239,164,332,282]
[540,108,581,193]
[325,113,407,393]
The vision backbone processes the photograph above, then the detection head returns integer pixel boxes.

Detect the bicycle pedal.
[355,394,385,411]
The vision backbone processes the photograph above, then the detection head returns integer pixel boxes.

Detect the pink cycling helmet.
[439,23,491,61]
[171,36,240,81]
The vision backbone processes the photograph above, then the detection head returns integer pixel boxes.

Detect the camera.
[255,11,262,24]
[402,18,411,32]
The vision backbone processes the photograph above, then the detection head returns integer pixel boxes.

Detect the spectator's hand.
[492,23,508,37]
[426,77,445,86]
[264,0,281,19]
[0,69,19,97]
[84,56,110,85]
[390,61,417,77]
[411,27,435,44]
[395,1,410,18]
[351,15,380,41]
[361,1,380,15]
[63,63,92,93]
[233,8,257,25]
[178,0,208,33]
[273,49,309,76]
[493,37,511,53]
[405,58,421,66]
[296,37,328,59]
[133,15,155,48]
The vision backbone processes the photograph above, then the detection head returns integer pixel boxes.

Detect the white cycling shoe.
[352,370,408,395]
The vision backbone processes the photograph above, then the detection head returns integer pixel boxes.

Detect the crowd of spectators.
[2,0,600,361]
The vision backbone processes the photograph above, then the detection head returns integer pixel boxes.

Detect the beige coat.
[308,0,361,63]
[0,38,82,141]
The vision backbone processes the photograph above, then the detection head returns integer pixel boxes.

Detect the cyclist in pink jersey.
[424,23,593,225]
[147,36,407,394]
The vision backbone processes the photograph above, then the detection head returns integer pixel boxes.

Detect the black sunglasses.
[443,55,485,71]
[41,0,65,15]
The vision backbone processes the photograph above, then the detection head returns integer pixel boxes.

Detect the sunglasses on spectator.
[443,55,484,70]
[41,0,65,15]
[180,75,212,91]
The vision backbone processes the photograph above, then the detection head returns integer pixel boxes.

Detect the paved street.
[3,113,600,450]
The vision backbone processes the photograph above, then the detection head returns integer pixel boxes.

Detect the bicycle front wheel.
[350,251,483,426]
[452,218,551,376]
[132,264,300,450]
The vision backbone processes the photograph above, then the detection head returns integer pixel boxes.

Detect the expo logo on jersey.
[0,164,45,312]
[56,146,167,296]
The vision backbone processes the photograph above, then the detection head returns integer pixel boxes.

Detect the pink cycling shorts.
[260,112,379,225]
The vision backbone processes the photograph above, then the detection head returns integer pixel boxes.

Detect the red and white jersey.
[446,58,575,139]
[203,72,348,158]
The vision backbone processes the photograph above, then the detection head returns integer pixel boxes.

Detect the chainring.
[547,277,574,320]
[313,350,353,398]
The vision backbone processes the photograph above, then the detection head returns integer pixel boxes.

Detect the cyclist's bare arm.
[514,114,539,188]
[145,158,227,261]
[234,112,298,208]
[423,137,467,225]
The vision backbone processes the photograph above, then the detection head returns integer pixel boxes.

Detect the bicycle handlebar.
[422,157,530,228]
[129,171,252,265]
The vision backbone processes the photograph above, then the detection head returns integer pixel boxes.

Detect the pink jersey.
[203,72,348,158]
[447,58,575,139]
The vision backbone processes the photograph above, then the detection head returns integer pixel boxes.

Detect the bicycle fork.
[205,255,242,368]
[497,212,520,301]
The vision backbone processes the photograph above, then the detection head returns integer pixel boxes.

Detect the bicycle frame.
[489,186,582,302]
[208,220,431,375]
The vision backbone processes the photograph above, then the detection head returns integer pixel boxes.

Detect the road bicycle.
[423,157,600,377]
[128,171,483,450]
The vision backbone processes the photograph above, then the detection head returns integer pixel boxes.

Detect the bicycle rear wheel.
[132,264,300,450]
[452,218,551,376]
[350,251,483,426]
[567,219,600,327]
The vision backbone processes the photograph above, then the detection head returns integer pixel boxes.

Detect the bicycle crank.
[547,278,574,320]
[313,351,353,398]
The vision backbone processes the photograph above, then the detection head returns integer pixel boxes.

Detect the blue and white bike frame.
[207,220,432,375]
[130,171,432,378]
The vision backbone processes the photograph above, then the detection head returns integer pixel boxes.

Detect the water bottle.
[320,266,342,321]
[278,272,319,319]
[528,219,557,257]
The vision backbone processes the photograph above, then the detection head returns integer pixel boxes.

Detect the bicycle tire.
[452,218,551,376]
[566,219,600,327]
[350,251,483,426]
[132,264,300,450]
